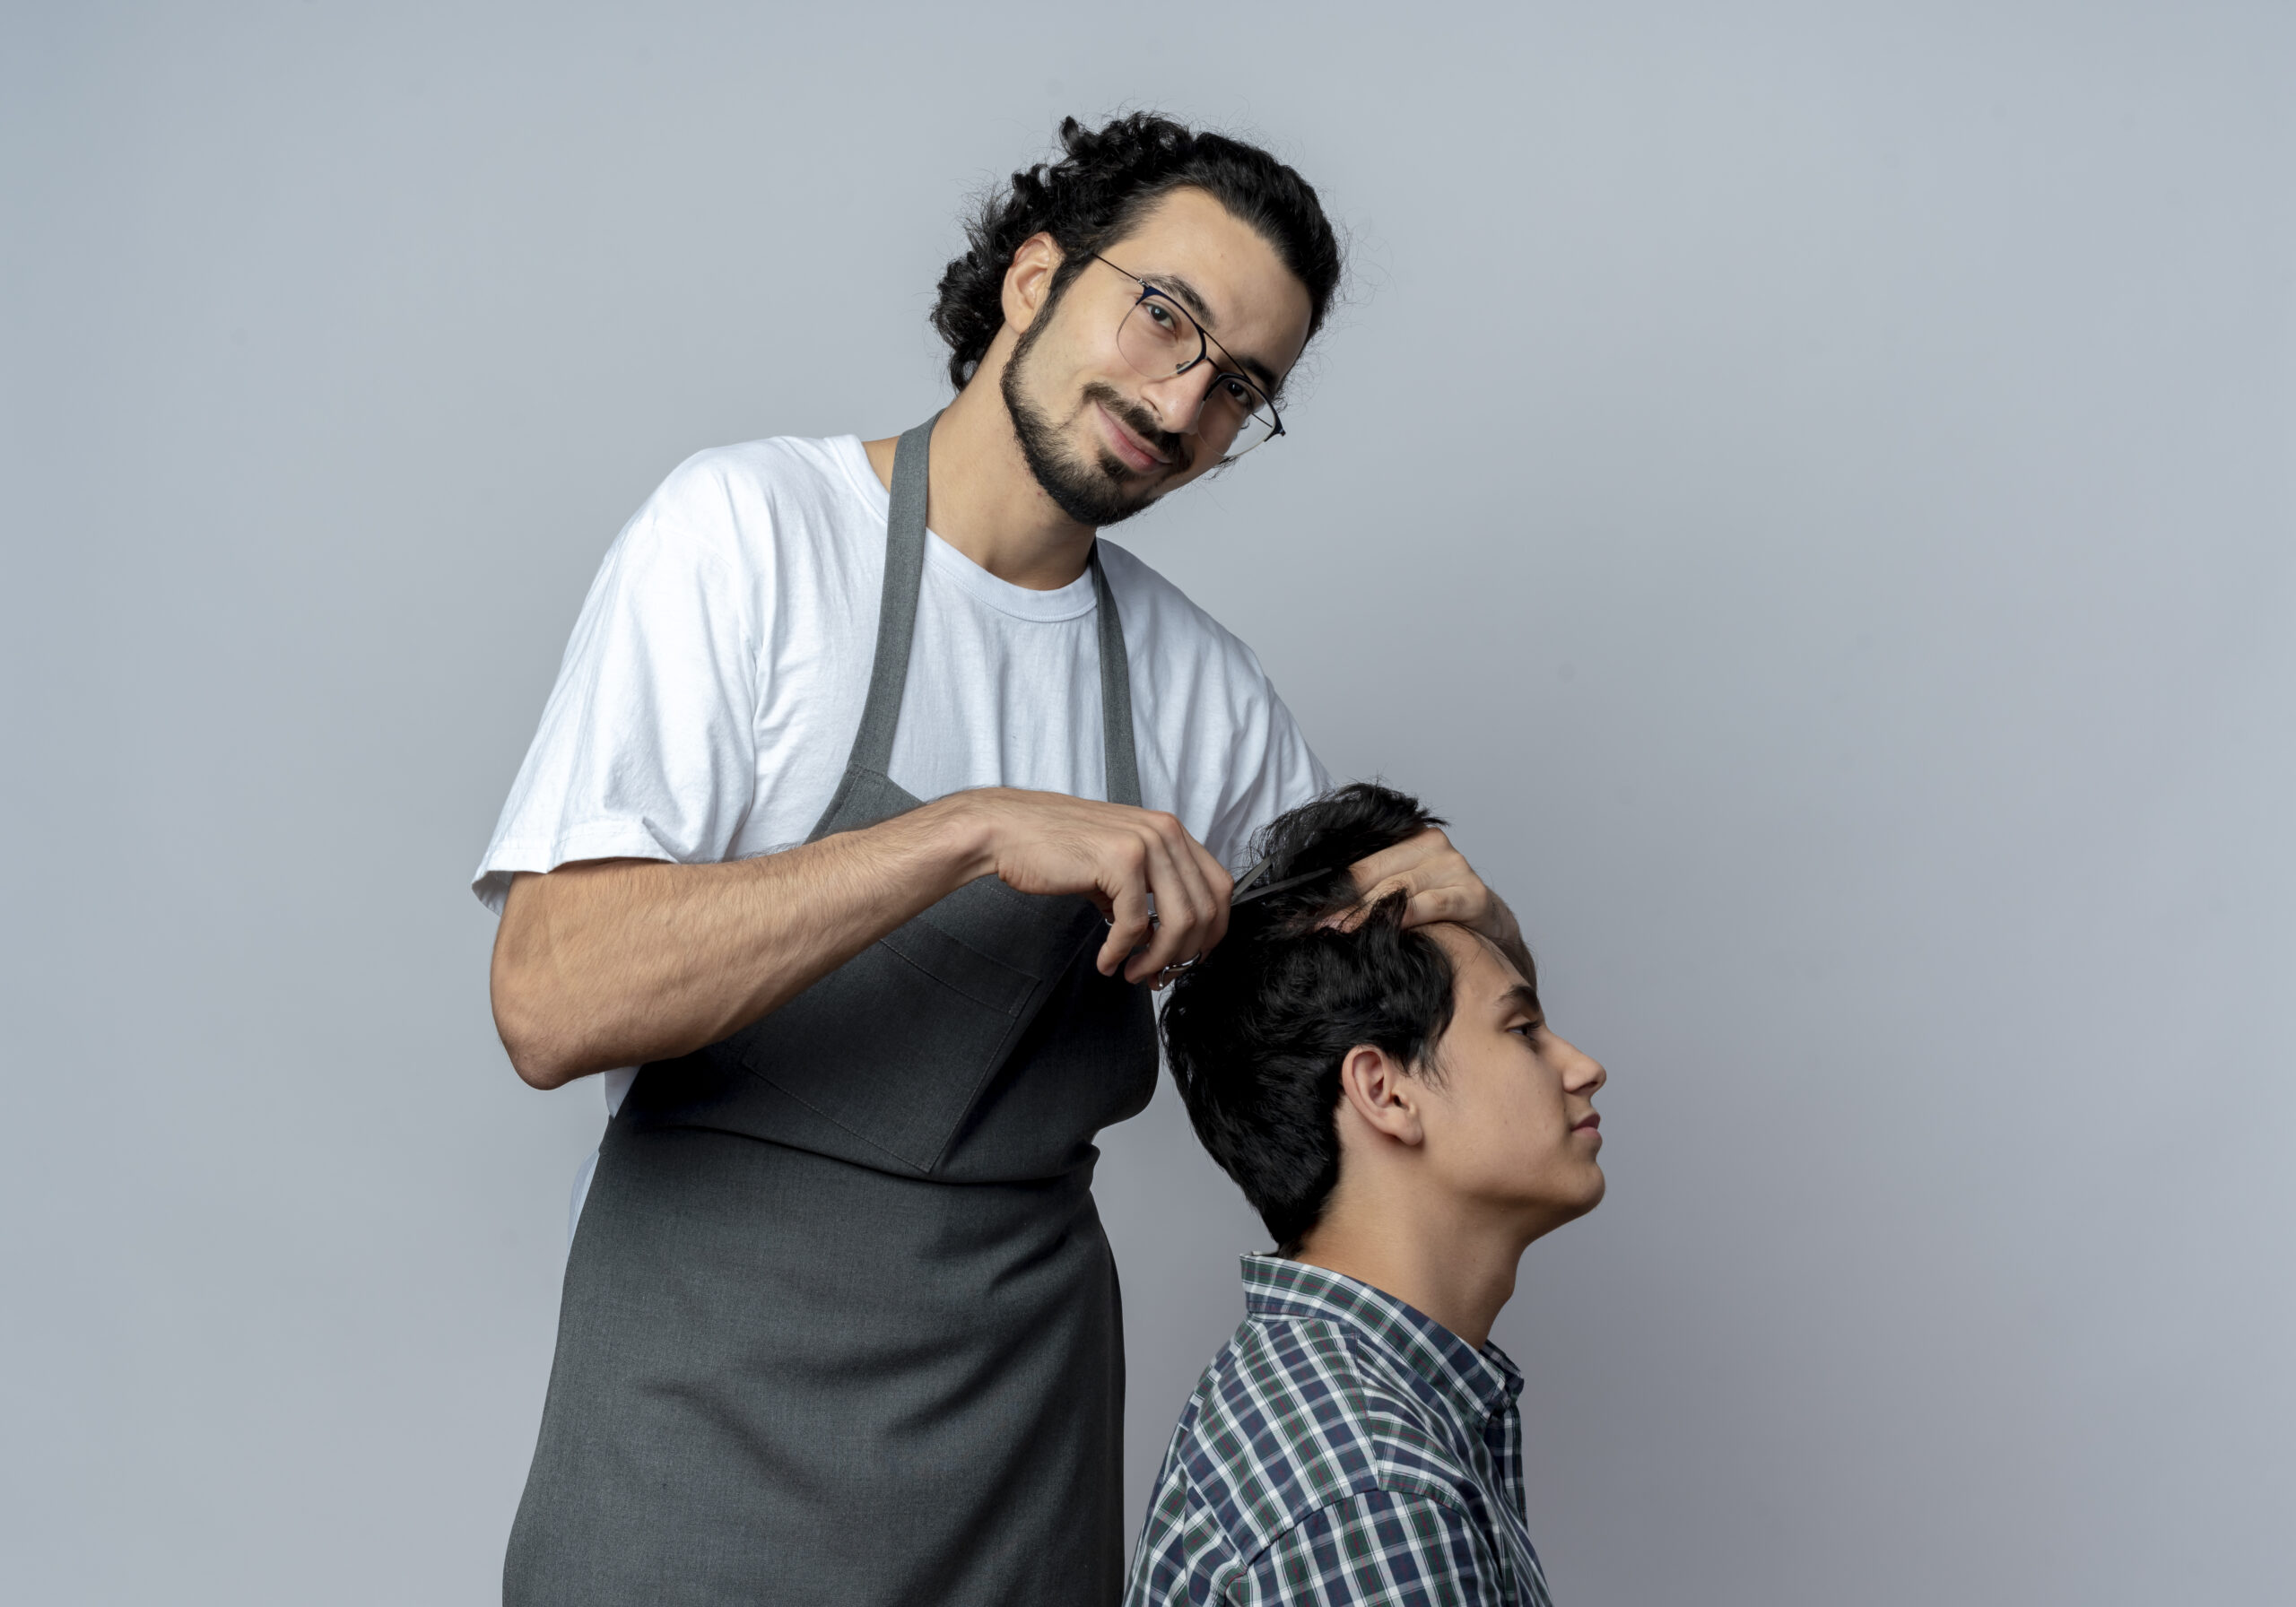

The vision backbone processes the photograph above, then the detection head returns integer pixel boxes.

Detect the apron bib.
[503,419,1159,1606]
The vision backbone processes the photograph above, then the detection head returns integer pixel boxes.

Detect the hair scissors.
[1227,856,1339,909]
[1144,859,1342,984]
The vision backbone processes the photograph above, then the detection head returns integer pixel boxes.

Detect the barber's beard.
[1000,322,1181,530]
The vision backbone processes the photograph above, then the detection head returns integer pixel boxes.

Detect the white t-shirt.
[474,433,1329,1125]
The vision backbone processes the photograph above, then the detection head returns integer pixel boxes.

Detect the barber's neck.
[864,345,1098,593]
[1292,1169,1534,1353]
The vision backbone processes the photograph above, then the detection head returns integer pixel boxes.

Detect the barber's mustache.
[1080,383,1186,470]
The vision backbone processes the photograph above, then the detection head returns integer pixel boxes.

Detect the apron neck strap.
[848,416,1142,808]
[1088,556,1140,808]
[843,415,935,781]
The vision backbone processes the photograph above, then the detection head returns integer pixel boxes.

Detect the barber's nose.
[1144,364,1220,436]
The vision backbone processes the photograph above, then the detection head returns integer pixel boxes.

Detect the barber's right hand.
[941,788,1233,986]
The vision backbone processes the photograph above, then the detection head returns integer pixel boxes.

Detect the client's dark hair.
[931,111,1344,389]
[1161,783,1459,1252]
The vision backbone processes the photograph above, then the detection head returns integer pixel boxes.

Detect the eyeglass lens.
[1116,293,1281,455]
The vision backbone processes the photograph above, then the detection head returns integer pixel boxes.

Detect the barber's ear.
[1336,1046,1425,1147]
[1002,233,1063,334]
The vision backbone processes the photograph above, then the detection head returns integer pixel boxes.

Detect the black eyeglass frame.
[1089,255,1287,459]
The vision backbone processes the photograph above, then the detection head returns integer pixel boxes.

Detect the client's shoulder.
[1171,1307,1477,1549]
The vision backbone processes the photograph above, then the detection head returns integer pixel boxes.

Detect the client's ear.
[1335,1046,1426,1148]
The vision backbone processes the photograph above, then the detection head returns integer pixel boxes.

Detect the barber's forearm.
[490,797,991,1089]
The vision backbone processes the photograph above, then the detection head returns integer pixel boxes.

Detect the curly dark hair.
[1161,783,1485,1252]
[931,112,1344,390]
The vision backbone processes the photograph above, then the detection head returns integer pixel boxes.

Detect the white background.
[4,3,2290,1601]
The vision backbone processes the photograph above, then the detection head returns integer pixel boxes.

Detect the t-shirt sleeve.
[1199,673,1330,874]
[470,463,762,914]
[1230,1490,1521,1607]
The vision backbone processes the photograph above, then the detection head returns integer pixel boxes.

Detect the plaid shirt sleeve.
[1228,1489,1515,1607]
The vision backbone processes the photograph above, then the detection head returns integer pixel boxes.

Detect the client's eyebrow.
[1497,983,1544,1023]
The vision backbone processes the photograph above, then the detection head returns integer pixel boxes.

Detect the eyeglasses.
[1091,256,1286,459]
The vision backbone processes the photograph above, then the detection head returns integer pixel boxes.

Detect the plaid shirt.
[1126,1255,1556,1607]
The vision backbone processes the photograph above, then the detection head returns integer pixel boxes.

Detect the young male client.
[1127,784,1609,1607]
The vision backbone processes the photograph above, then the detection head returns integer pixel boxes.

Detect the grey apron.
[503,419,1159,1607]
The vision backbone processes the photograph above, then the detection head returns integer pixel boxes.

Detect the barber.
[477,113,1528,1607]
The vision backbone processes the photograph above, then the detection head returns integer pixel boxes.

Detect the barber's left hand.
[1341,828,1526,960]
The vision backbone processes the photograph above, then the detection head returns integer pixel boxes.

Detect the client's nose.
[1554,1033,1606,1093]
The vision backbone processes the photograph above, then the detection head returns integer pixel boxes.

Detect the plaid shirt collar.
[1239,1253,1524,1429]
